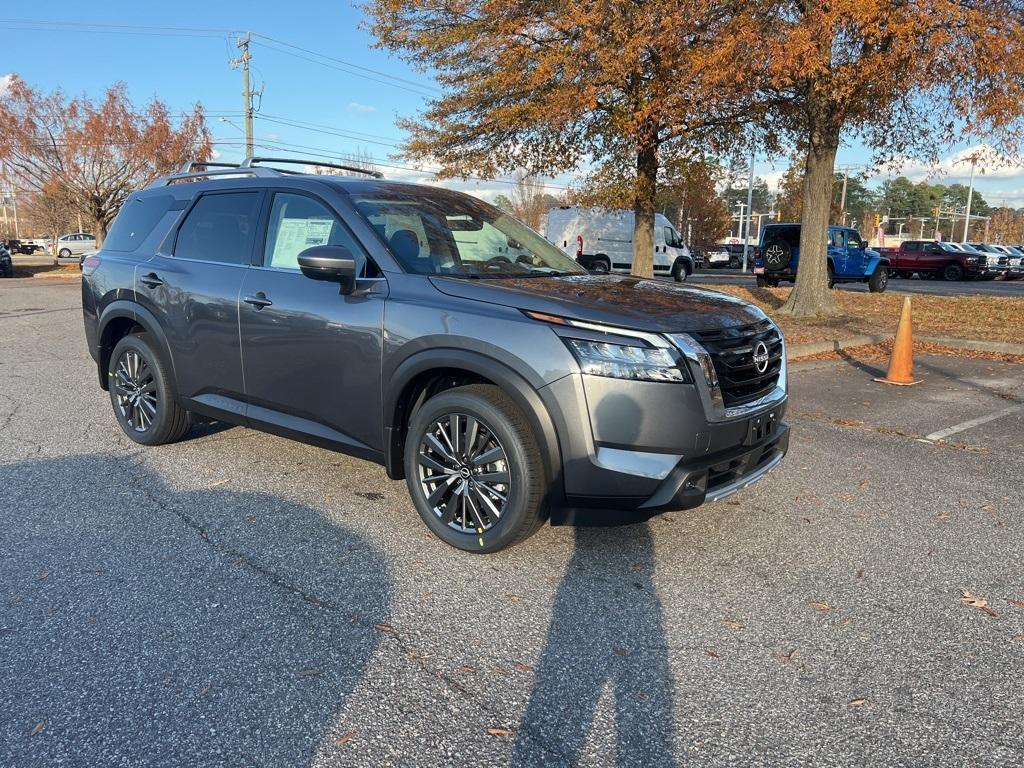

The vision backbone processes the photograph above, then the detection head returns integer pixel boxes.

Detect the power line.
[251,33,442,94]
[250,38,439,97]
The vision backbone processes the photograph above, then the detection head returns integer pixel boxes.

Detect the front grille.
[693,319,783,406]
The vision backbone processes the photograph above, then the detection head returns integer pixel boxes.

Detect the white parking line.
[925,405,1024,442]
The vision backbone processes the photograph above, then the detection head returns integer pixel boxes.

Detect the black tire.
[671,260,690,282]
[827,263,835,289]
[404,384,547,553]
[942,262,964,281]
[762,240,791,272]
[107,332,191,446]
[590,256,611,274]
[58,248,72,258]
[868,266,889,293]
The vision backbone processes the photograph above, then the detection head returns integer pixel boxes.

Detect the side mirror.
[860,240,869,250]
[297,245,357,294]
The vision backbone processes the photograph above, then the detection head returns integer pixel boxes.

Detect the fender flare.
[866,255,890,275]
[672,254,694,275]
[383,348,562,485]
[96,300,175,390]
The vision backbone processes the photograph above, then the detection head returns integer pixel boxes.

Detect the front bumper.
[540,325,790,521]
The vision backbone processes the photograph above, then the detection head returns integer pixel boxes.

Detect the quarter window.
[829,230,845,248]
[174,192,261,265]
[263,193,369,273]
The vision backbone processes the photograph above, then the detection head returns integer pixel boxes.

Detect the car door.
[238,189,388,456]
[920,241,943,273]
[827,228,847,275]
[134,189,262,415]
[845,229,867,276]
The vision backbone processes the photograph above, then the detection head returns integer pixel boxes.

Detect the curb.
[917,336,1024,356]
[787,334,892,358]
[788,334,1024,359]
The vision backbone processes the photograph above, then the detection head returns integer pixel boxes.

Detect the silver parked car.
[55,232,97,258]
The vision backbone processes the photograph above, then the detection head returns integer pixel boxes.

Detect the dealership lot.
[2,279,1022,767]
[690,267,1024,297]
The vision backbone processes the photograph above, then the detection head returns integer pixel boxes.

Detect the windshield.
[352,187,586,278]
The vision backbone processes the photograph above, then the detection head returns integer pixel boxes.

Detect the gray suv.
[82,158,789,552]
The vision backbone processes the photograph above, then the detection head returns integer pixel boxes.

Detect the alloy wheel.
[113,349,158,432]
[416,413,511,533]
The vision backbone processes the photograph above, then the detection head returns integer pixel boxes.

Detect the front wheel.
[868,266,889,293]
[672,260,690,282]
[404,384,547,553]
[827,264,836,289]
[943,263,964,281]
[58,248,72,258]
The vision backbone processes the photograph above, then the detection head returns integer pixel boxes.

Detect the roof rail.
[179,160,242,173]
[241,156,384,179]
[148,155,384,189]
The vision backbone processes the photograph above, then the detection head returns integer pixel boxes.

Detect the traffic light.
[932,207,939,218]
[874,213,881,227]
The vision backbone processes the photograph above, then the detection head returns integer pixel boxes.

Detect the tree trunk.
[779,132,841,317]
[631,140,658,279]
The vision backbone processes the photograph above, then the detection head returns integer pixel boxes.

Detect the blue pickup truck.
[753,223,891,292]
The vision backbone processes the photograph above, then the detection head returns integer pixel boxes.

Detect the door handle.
[243,292,273,309]
[140,272,164,288]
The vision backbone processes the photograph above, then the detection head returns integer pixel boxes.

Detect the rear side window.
[104,195,175,252]
[174,192,261,265]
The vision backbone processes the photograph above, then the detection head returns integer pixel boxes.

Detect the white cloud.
[881,144,1024,182]
[348,102,377,113]
[0,74,14,98]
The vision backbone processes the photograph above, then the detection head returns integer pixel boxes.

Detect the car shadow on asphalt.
[0,454,391,766]
[511,524,677,766]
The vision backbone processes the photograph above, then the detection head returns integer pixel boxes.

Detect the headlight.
[966,256,978,263]
[565,338,689,382]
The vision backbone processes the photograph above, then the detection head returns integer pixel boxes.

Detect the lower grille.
[693,319,783,406]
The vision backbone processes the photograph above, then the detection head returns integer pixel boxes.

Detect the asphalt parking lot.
[2,278,1023,767]
[690,267,1024,297]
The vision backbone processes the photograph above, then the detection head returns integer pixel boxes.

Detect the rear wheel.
[755,276,780,288]
[107,333,192,446]
[58,248,72,258]
[827,263,835,289]
[943,262,964,281]
[404,384,547,553]
[590,256,610,274]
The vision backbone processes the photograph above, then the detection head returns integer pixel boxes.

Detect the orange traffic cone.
[874,296,921,386]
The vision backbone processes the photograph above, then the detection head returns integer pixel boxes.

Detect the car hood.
[429,274,767,332]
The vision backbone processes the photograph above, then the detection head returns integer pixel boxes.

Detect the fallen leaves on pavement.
[486,727,515,736]
[961,591,999,618]
[30,720,46,737]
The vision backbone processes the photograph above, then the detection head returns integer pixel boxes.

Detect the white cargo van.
[544,207,694,281]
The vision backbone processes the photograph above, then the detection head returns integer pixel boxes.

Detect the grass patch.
[702,284,1024,345]
[10,264,82,279]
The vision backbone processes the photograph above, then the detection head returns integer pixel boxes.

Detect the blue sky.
[4,2,1023,207]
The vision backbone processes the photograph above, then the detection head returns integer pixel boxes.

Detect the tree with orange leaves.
[0,78,211,245]
[748,0,1024,315]
[363,0,758,278]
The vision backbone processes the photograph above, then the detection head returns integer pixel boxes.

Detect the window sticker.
[271,217,334,269]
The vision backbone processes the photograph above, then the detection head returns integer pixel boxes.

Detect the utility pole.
[835,165,861,226]
[742,157,754,272]
[962,155,977,244]
[233,32,255,158]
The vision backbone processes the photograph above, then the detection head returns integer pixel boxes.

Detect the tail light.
[81,254,101,275]
[575,235,584,259]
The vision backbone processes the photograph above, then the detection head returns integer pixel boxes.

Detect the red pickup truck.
[878,240,996,281]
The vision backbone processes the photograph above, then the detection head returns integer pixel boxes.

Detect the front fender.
[866,255,890,275]
[382,347,562,487]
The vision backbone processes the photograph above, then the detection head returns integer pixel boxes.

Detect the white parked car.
[544,207,694,281]
[55,232,97,258]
